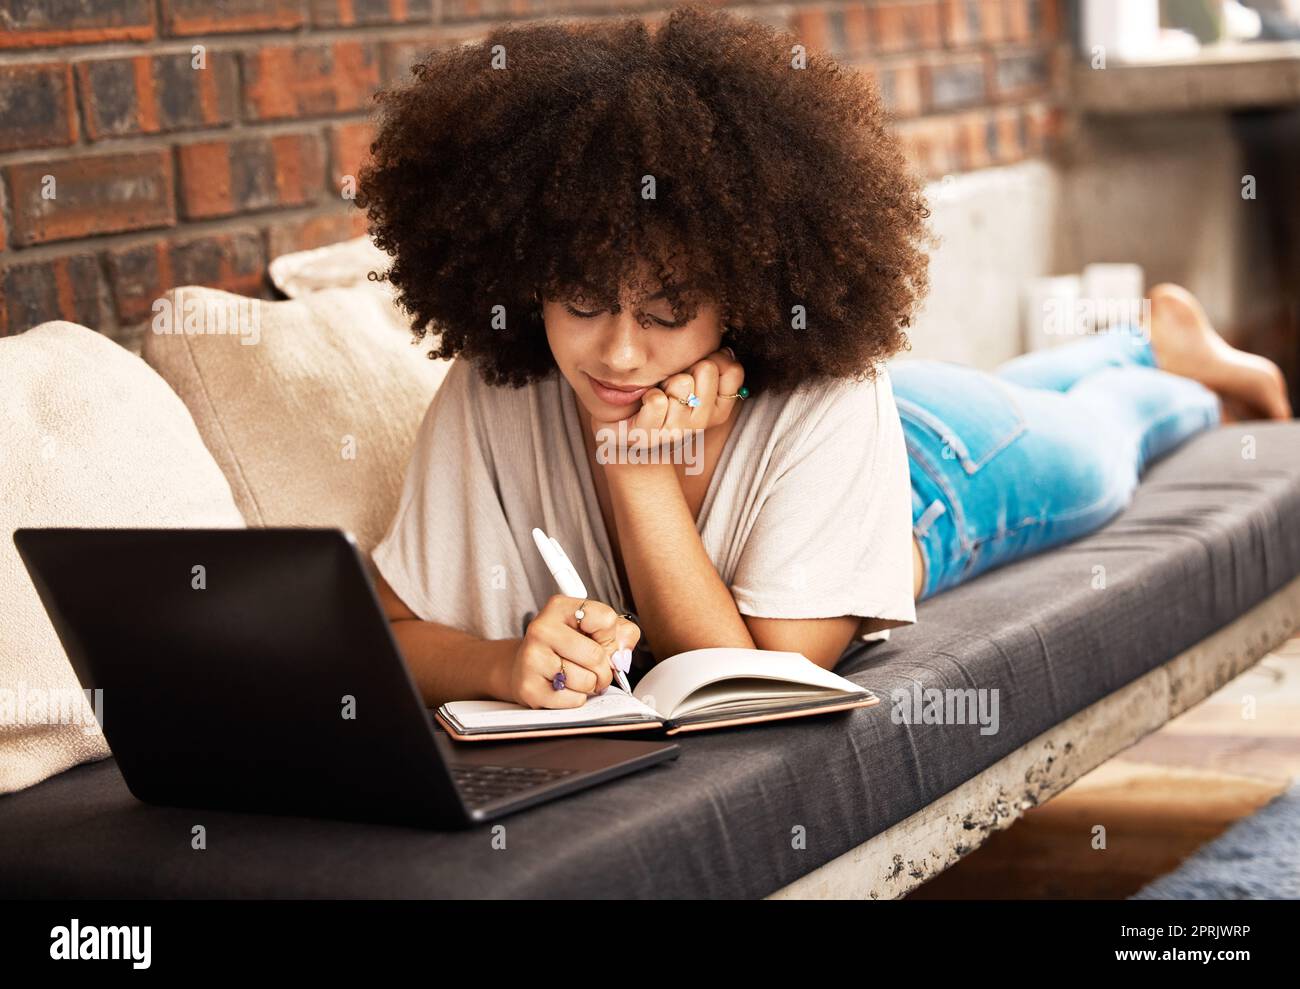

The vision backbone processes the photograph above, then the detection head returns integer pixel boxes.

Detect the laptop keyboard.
[450,764,578,808]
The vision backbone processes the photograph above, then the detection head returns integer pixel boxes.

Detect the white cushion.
[141,286,451,554]
[0,322,244,793]
[268,234,395,301]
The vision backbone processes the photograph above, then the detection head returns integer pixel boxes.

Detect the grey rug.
[1130,778,1300,899]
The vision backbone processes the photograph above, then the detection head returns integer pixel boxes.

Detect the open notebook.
[434,647,878,740]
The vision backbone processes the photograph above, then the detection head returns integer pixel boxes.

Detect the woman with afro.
[358,5,1291,710]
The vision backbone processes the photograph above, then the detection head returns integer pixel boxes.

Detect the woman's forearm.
[388,619,518,707]
[603,458,755,661]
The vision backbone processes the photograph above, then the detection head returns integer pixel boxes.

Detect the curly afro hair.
[356,3,931,395]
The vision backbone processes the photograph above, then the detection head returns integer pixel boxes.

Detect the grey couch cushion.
[2,422,1298,898]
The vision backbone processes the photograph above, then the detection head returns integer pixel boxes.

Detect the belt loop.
[914,498,947,538]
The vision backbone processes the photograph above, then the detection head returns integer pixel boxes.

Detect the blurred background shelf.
[1073,41,1300,113]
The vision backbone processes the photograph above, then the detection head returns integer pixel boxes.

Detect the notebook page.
[632,647,867,719]
[443,687,662,730]
[670,677,844,719]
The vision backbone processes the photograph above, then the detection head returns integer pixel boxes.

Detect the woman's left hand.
[591,348,746,453]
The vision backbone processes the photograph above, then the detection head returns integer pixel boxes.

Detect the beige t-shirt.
[371,356,917,657]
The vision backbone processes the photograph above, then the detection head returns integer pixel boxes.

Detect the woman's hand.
[506,595,641,709]
[591,347,746,454]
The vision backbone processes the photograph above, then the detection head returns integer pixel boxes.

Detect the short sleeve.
[728,368,917,631]
[370,358,531,640]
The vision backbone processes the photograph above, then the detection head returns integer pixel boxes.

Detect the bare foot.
[1146,283,1292,421]
[1218,396,1248,425]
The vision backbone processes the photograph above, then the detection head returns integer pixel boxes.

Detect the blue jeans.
[893,328,1222,600]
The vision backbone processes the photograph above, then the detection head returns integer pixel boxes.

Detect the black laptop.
[12,527,679,829]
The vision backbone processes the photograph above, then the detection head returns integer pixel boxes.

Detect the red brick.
[440,0,613,20]
[955,111,993,170]
[820,6,869,60]
[171,229,266,295]
[0,0,154,49]
[107,229,265,323]
[979,0,1009,43]
[270,133,327,208]
[892,115,960,178]
[1022,103,1045,155]
[7,151,175,246]
[0,63,78,152]
[1039,0,1063,41]
[991,105,1024,163]
[1006,0,1033,42]
[842,5,872,58]
[924,54,989,112]
[310,0,434,27]
[267,211,359,260]
[382,27,485,85]
[1022,104,1042,155]
[330,121,375,198]
[1048,105,1068,143]
[177,133,326,220]
[942,0,980,47]
[76,51,240,140]
[992,50,1049,100]
[1048,41,1071,98]
[242,41,383,121]
[871,2,944,54]
[161,0,306,36]
[873,59,925,118]
[105,240,174,323]
[176,142,229,218]
[2,253,110,335]
[790,8,833,59]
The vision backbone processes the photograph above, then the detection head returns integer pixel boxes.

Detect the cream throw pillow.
[141,286,451,554]
[267,234,394,301]
[0,322,244,794]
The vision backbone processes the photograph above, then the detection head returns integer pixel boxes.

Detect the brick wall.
[0,0,1068,338]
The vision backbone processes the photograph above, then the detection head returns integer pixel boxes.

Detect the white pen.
[531,526,633,694]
